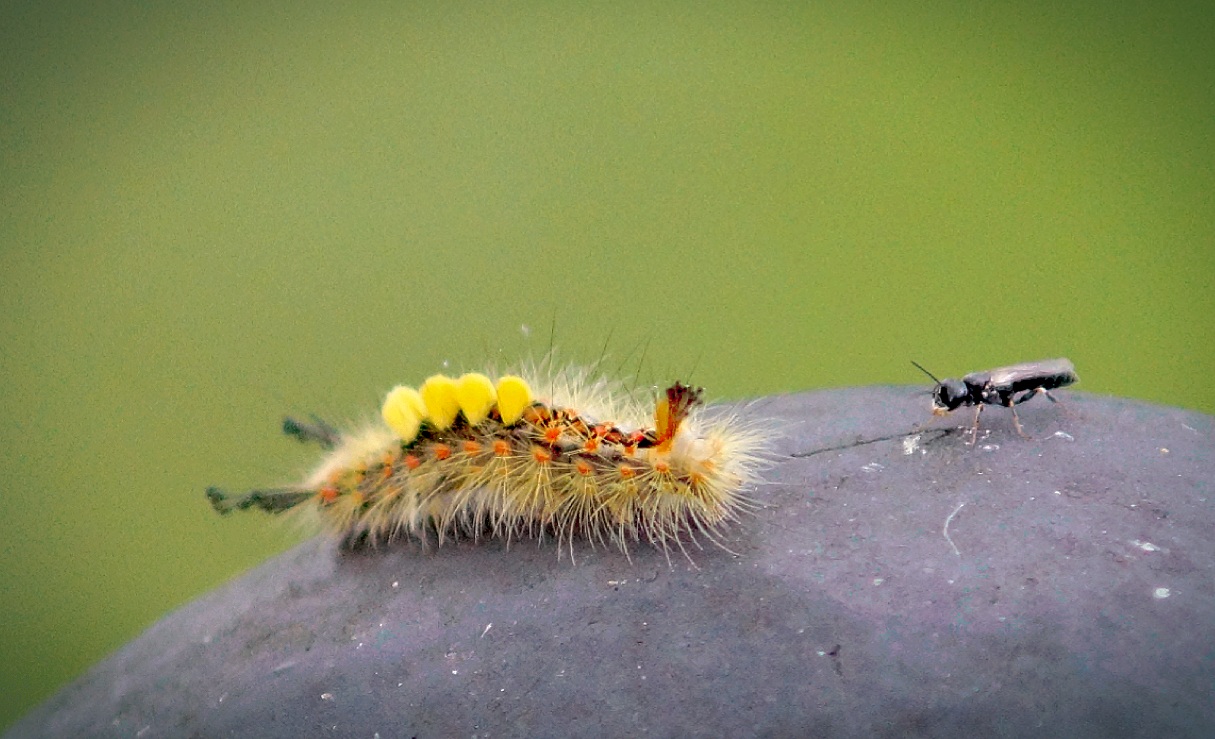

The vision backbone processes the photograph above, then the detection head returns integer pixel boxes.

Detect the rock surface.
[9,387,1215,738]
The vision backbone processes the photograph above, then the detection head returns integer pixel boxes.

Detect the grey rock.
[9,388,1215,738]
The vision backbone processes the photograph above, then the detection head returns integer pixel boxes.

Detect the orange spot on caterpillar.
[653,456,671,474]
[463,440,482,454]
[379,453,396,480]
[531,445,553,464]
[319,487,339,503]
[432,443,452,461]
[492,439,511,456]
[575,458,594,476]
[582,439,598,453]
[404,454,422,470]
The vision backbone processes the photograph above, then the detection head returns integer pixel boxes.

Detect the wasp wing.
[988,358,1077,395]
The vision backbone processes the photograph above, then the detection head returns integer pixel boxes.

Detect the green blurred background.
[2,0,1212,729]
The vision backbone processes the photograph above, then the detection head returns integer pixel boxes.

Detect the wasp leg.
[1007,402,1033,439]
[967,404,984,445]
[1044,388,1078,421]
[1018,386,1073,416]
[1012,387,1047,405]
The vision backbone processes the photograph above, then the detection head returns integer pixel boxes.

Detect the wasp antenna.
[910,360,942,384]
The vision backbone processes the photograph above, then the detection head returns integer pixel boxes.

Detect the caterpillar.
[207,363,767,559]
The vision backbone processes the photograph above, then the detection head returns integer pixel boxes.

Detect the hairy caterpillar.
[207,364,766,558]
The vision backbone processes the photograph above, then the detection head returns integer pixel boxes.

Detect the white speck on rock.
[1153,587,1171,599]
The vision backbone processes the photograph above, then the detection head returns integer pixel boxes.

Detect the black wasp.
[912,358,1078,444]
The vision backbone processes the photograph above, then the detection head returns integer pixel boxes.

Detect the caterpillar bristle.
[208,364,769,559]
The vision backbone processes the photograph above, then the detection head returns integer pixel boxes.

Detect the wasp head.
[931,379,969,414]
